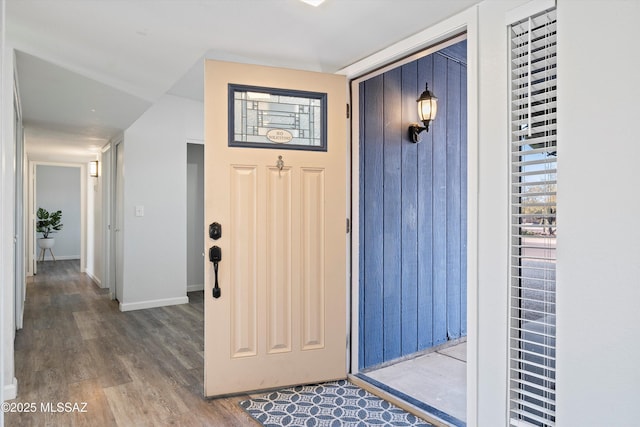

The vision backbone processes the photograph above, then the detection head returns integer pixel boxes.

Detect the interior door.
[204,60,347,396]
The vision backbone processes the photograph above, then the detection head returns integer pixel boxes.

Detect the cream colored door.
[204,60,347,396]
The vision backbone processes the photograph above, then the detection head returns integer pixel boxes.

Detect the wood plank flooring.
[6,260,259,426]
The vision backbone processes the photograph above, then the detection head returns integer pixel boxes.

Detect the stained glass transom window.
[229,84,327,151]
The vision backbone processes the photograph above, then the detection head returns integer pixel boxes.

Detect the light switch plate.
[135,205,144,217]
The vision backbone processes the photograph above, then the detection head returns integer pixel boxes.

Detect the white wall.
[1,44,17,403]
[120,93,203,310]
[556,1,640,425]
[36,165,81,259]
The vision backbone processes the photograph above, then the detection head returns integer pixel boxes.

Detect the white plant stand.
[38,238,56,262]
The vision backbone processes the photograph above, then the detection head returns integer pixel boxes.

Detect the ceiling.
[7,0,481,161]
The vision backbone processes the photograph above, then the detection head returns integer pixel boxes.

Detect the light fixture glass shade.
[418,97,437,122]
[409,82,438,143]
[417,85,438,123]
[89,160,99,177]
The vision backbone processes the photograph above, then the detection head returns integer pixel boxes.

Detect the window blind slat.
[513,111,556,128]
[511,21,557,45]
[512,190,555,197]
[510,348,556,364]
[512,169,557,179]
[511,78,557,98]
[511,405,556,422]
[510,417,550,427]
[513,184,556,192]
[510,326,556,341]
[510,410,556,427]
[511,41,557,66]
[512,89,557,109]
[510,378,556,396]
[511,404,556,421]
[511,398,556,416]
[510,284,556,293]
[512,124,557,139]
[513,388,556,407]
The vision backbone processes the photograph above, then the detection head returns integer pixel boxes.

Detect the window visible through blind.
[509,7,557,427]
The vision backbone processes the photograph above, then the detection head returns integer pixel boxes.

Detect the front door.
[204,60,347,396]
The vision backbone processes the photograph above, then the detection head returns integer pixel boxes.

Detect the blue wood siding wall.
[359,43,467,370]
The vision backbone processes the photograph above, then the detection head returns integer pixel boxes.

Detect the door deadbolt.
[209,222,222,240]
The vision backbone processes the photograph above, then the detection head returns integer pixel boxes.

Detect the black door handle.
[209,246,222,298]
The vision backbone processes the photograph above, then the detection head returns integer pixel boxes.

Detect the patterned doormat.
[239,379,434,426]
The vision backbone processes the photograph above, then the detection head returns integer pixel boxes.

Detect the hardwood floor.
[7,260,259,426]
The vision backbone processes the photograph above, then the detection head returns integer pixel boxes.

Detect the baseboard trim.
[4,377,18,401]
[87,273,102,287]
[119,296,189,312]
[187,283,204,292]
[38,255,80,261]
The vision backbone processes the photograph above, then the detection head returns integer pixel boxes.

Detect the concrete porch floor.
[364,342,467,424]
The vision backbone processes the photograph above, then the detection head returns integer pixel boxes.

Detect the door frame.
[112,138,124,302]
[341,6,479,423]
[101,140,114,298]
[185,139,204,293]
[14,81,25,330]
[28,161,87,274]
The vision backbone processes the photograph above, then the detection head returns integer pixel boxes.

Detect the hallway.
[7,261,258,426]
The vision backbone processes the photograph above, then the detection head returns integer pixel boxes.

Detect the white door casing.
[115,141,125,302]
[204,60,347,396]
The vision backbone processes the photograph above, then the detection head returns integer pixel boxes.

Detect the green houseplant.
[36,207,63,239]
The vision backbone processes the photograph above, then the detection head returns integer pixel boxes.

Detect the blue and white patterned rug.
[239,379,434,426]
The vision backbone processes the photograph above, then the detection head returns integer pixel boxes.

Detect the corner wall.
[556,1,640,425]
[120,93,203,310]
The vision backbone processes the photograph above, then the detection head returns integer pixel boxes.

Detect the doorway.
[353,38,468,425]
[34,165,83,265]
[186,142,204,292]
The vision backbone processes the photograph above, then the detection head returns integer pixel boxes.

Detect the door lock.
[209,222,222,240]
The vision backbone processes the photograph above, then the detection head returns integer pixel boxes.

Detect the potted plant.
[36,207,63,249]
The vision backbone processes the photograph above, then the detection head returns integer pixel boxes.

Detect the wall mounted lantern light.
[408,83,438,143]
[89,160,99,177]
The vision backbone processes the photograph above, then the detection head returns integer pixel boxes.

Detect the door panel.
[204,60,347,397]
[266,166,291,354]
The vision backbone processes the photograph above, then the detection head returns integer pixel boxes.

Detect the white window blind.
[509,8,557,427]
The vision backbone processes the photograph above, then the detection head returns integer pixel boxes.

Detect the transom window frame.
[227,83,328,152]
